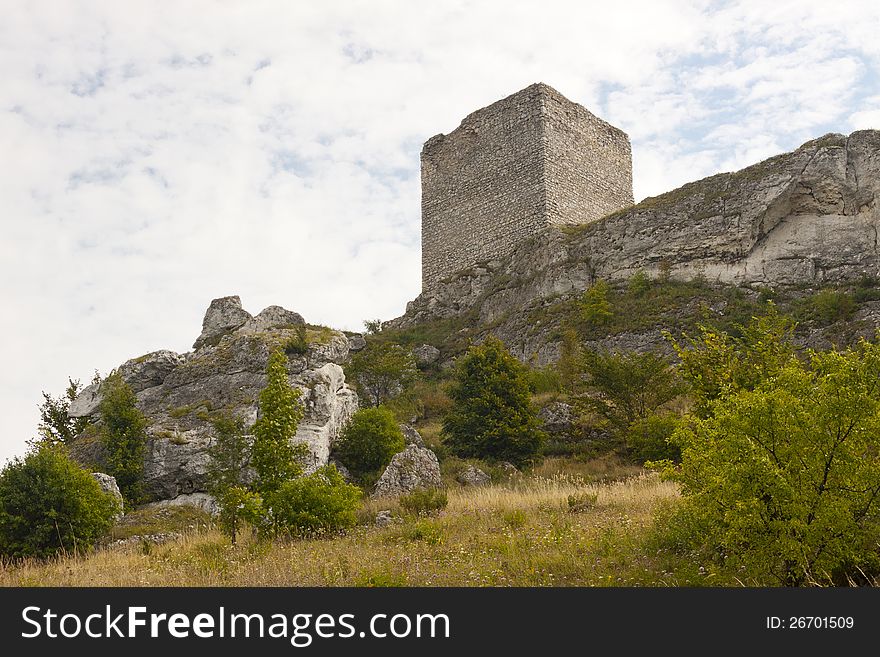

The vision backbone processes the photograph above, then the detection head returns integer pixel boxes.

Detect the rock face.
[69,297,359,502]
[91,472,124,518]
[456,465,490,487]
[372,445,442,498]
[539,402,575,437]
[389,131,880,363]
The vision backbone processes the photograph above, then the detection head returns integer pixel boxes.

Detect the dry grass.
[0,469,701,588]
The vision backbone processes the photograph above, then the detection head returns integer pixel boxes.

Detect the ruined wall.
[420,83,633,290]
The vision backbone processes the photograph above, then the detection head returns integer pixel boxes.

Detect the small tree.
[443,335,545,467]
[580,279,613,327]
[99,372,148,506]
[334,407,405,479]
[34,378,89,447]
[348,342,417,407]
[207,413,259,545]
[557,327,582,393]
[628,270,652,297]
[251,350,307,532]
[579,350,683,441]
[659,338,880,585]
[0,446,119,558]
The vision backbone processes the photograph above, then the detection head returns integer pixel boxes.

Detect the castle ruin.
[420,82,634,290]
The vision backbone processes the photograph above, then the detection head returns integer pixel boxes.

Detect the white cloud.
[1,1,879,462]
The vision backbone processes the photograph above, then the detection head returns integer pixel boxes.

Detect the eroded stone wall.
[420,83,633,289]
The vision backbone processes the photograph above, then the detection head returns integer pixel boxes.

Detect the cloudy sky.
[1,0,879,463]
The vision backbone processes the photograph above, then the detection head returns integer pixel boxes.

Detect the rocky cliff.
[68,296,360,503]
[388,130,880,362]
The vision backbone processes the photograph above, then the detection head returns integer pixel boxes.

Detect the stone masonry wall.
[420,83,633,290]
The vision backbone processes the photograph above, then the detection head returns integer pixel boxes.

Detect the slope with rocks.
[68,296,360,503]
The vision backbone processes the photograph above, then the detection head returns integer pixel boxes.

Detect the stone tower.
[420,82,634,290]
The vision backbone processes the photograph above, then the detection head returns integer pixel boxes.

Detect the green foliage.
[251,350,306,500]
[35,378,89,447]
[269,465,361,536]
[334,407,405,479]
[399,488,448,515]
[443,335,546,467]
[0,446,119,558]
[557,328,582,392]
[796,288,857,325]
[578,350,683,439]
[628,270,651,297]
[580,279,613,327]
[626,413,680,464]
[99,372,148,506]
[526,366,562,395]
[567,492,598,513]
[671,305,795,417]
[283,325,309,358]
[348,342,418,407]
[206,413,254,544]
[658,338,880,585]
[215,487,263,544]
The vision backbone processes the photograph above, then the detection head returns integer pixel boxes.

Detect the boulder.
[400,424,425,447]
[91,472,124,519]
[68,381,102,418]
[119,350,186,393]
[372,444,442,498]
[374,510,394,527]
[239,305,305,334]
[456,464,490,487]
[193,295,252,349]
[347,334,367,352]
[144,492,219,516]
[412,344,440,366]
[539,401,575,436]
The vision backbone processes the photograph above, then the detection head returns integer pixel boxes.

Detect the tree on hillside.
[670,304,795,417]
[658,318,880,585]
[443,335,545,467]
[580,279,613,327]
[347,342,417,407]
[251,349,307,534]
[0,446,119,558]
[99,372,148,506]
[34,378,89,447]
[207,412,260,545]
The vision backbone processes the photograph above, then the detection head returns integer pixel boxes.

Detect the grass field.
[0,460,750,587]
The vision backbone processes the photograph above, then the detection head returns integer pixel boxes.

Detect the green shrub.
[567,492,598,513]
[99,372,148,506]
[526,366,562,395]
[628,270,651,297]
[0,447,120,558]
[399,488,448,515]
[580,279,613,327]
[443,335,546,467]
[283,325,309,357]
[798,288,856,324]
[659,326,880,585]
[269,465,361,536]
[626,413,680,464]
[334,407,405,479]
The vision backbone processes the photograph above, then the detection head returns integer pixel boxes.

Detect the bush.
[799,288,856,324]
[283,325,309,357]
[628,270,651,297]
[443,336,545,467]
[658,329,880,585]
[580,279,613,327]
[626,413,680,464]
[334,407,405,479]
[269,465,361,536]
[399,488,448,515]
[0,447,120,558]
[347,343,417,408]
[99,372,148,506]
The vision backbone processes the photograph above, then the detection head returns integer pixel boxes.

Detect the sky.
[1,0,879,463]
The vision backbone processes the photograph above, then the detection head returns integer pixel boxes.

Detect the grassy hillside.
[1,461,726,587]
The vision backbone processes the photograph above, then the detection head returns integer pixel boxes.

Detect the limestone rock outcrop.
[372,444,442,498]
[91,472,124,519]
[456,464,490,487]
[69,297,359,503]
